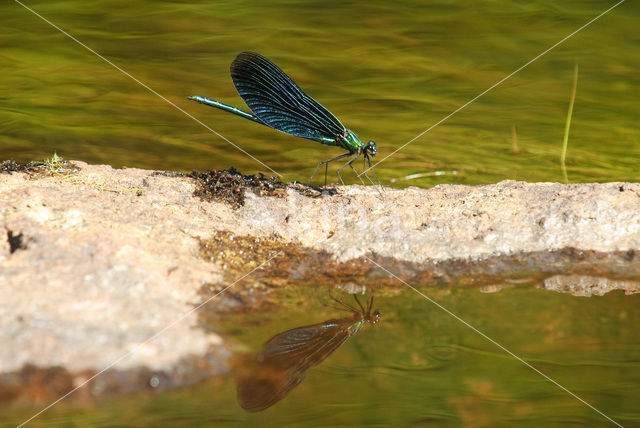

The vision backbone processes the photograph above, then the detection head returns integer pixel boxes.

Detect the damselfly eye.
[366,141,377,156]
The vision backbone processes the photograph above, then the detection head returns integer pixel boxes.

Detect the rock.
[542,274,640,296]
[1,160,639,398]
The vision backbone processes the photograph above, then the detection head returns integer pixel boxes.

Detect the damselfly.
[189,52,379,186]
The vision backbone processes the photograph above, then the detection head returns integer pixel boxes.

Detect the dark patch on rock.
[0,156,78,178]
[190,167,336,209]
[0,160,30,174]
[7,230,26,253]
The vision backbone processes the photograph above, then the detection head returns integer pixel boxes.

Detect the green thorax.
[339,129,366,153]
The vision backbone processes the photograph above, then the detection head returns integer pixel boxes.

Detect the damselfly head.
[365,141,377,157]
[369,309,381,325]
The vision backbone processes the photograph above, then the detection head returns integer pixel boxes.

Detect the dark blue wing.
[230,52,345,145]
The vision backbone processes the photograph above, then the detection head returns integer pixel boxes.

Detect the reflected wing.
[237,320,351,412]
[260,319,352,370]
[237,319,352,412]
[237,371,304,412]
[231,52,345,144]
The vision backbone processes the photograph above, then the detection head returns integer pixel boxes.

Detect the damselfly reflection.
[235,294,380,412]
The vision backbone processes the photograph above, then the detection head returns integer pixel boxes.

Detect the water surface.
[2,1,638,186]
[2,284,638,427]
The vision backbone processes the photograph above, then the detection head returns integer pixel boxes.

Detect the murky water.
[2,283,639,427]
[2,1,639,186]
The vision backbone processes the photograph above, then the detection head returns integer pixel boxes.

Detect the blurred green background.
[2,0,638,187]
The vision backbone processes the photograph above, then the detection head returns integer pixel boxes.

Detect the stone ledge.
[1,161,639,398]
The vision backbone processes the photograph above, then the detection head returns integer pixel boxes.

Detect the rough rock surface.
[1,163,229,377]
[240,178,640,262]
[1,161,639,386]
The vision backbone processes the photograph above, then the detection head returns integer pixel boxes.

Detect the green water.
[2,285,638,427]
[2,1,639,187]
